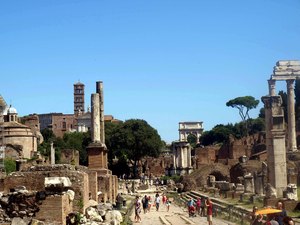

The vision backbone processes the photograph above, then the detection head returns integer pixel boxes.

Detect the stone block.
[44,177,72,189]
[276,60,300,66]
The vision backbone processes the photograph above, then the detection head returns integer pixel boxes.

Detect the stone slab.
[276,60,300,66]
[44,177,72,188]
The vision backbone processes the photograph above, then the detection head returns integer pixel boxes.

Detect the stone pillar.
[50,142,55,165]
[244,174,254,193]
[187,147,191,167]
[287,79,297,151]
[268,79,276,96]
[254,172,264,196]
[262,95,287,197]
[96,81,105,144]
[91,93,101,143]
[180,146,184,167]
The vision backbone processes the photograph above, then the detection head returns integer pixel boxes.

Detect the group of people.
[251,201,295,225]
[187,197,213,225]
[134,192,171,223]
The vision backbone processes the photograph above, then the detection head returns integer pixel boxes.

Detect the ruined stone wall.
[218,133,266,161]
[60,149,79,166]
[3,165,89,212]
[35,194,72,225]
[143,155,172,177]
[88,170,98,201]
[194,146,217,166]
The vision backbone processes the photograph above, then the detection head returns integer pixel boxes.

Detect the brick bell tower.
[74,82,85,115]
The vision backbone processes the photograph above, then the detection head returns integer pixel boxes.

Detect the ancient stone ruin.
[0,81,119,225]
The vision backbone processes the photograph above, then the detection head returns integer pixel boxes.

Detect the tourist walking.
[134,196,142,223]
[162,193,167,205]
[166,198,171,212]
[147,195,152,212]
[275,201,287,225]
[205,197,213,225]
[200,196,206,217]
[142,195,149,214]
[196,197,201,215]
[155,193,160,211]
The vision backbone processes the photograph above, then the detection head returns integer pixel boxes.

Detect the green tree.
[110,119,163,178]
[187,134,197,148]
[63,131,91,166]
[4,158,16,174]
[226,96,259,135]
[41,128,55,142]
[200,124,235,146]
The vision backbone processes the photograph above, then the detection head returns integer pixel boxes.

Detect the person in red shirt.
[205,197,213,225]
[196,198,201,215]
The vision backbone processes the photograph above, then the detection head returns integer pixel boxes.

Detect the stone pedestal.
[35,194,72,225]
[244,174,254,193]
[87,143,108,170]
[254,172,264,196]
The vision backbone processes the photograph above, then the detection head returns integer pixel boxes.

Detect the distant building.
[38,113,76,138]
[0,100,38,159]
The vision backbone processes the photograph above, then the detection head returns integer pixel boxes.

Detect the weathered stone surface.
[31,219,46,225]
[11,217,28,225]
[44,177,72,188]
[265,183,277,198]
[276,60,300,66]
[284,183,298,201]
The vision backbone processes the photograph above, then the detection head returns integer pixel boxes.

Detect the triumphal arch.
[179,121,203,142]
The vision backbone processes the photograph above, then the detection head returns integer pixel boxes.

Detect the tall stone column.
[262,95,287,197]
[287,79,297,151]
[96,81,105,144]
[91,93,101,143]
[50,142,55,165]
[268,79,276,96]
[187,147,190,167]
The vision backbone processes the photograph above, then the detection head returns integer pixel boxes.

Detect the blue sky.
[0,0,299,143]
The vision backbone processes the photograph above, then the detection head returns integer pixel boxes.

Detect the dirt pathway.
[130,198,237,225]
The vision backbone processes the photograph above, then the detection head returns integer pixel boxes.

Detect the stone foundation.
[35,194,72,225]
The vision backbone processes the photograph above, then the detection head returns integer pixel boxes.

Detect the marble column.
[287,79,297,151]
[187,147,191,167]
[96,81,105,144]
[50,142,55,165]
[91,93,101,143]
[180,147,184,167]
[268,79,276,96]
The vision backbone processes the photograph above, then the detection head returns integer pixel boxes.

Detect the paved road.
[130,199,237,225]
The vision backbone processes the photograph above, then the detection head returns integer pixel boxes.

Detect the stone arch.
[189,163,230,187]
[209,170,228,181]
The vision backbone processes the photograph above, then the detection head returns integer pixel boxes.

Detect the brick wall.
[35,194,72,225]
[3,165,89,212]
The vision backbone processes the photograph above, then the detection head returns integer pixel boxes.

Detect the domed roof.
[7,105,17,114]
